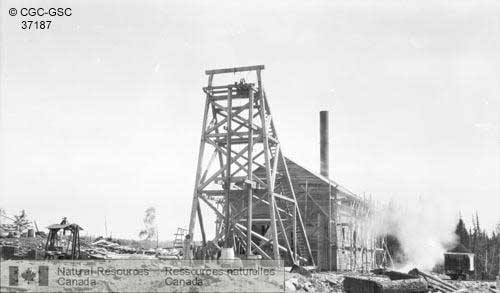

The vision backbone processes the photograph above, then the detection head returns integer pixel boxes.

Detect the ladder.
[173,227,187,248]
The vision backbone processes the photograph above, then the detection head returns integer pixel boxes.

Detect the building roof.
[46,223,83,231]
[447,243,473,254]
[284,156,365,203]
[252,155,369,204]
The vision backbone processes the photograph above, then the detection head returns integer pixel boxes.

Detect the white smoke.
[372,195,458,271]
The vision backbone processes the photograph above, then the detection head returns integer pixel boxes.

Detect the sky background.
[1,0,498,240]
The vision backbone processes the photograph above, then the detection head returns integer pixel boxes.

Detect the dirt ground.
[1,237,498,292]
[449,280,498,293]
[284,271,498,293]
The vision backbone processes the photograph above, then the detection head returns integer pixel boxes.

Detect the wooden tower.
[187,65,313,264]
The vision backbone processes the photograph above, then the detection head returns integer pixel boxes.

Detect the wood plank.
[234,226,272,260]
[259,92,280,260]
[203,83,255,90]
[274,201,295,264]
[273,192,296,203]
[205,65,265,75]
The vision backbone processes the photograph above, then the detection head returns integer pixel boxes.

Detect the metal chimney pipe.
[320,111,329,178]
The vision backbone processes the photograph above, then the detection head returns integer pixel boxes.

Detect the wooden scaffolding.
[187,65,314,265]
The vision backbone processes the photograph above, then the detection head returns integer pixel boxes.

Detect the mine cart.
[44,222,83,259]
[444,244,474,280]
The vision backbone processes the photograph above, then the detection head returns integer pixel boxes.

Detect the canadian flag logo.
[8,266,48,286]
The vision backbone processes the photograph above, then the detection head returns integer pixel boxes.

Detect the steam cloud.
[372,195,458,271]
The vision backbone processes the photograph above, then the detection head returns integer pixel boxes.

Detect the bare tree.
[139,207,157,241]
[13,210,31,233]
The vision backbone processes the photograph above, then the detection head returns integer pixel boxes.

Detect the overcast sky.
[1,0,498,239]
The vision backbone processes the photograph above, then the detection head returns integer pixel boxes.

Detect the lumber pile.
[408,268,459,292]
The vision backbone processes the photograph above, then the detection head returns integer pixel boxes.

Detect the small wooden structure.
[173,227,188,249]
[444,244,474,280]
[45,223,83,259]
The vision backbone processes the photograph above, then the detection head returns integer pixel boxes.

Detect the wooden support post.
[317,213,321,268]
[246,88,254,257]
[224,86,233,248]
[293,202,297,263]
[188,75,212,243]
[328,182,332,271]
[209,95,226,194]
[332,187,339,270]
[197,204,206,245]
[71,230,75,260]
[280,152,315,266]
[77,230,81,259]
[305,179,308,218]
[260,92,279,260]
[275,201,295,263]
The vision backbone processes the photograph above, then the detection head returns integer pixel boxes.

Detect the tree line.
[454,214,500,280]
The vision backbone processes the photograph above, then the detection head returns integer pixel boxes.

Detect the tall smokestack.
[320,111,329,178]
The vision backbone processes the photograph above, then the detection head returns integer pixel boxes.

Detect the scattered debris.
[449,280,498,293]
[285,271,345,292]
[343,275,428,293]
[290,263,312,277]
[285,277,299,291]
[283,268,497,292]
[0,237,46,259]
[82,238,181,259]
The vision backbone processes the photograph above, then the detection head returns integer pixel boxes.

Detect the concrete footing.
[220,248,235,260]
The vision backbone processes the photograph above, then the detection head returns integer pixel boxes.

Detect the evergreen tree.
[452,215,499,280]
[454,217,469,248]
